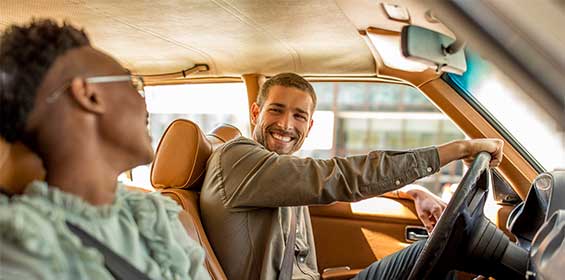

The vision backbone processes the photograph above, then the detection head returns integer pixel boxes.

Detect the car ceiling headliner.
[0,0,451,77]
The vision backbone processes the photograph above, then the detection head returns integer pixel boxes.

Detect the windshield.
[445,51,564,172]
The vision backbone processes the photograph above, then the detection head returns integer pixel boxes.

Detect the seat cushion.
[160,188,227,280]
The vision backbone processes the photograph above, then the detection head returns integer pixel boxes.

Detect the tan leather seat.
[0,139,45,194]
[1,119,241,280]
[150,119,241,280]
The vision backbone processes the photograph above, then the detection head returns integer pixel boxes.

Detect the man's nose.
[276,112,294,130]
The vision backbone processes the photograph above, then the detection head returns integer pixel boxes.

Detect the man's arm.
[213,138,440,209]
[437,139,504,168]
[399,138,504,231]
[214,138,502,210]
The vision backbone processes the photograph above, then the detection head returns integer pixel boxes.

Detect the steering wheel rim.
[408,152,492,280]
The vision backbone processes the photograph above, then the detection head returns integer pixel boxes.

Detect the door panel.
[310,196,423,274]
[310,196,518,278]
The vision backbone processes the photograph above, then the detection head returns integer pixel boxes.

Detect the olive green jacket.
[200,137,440,280]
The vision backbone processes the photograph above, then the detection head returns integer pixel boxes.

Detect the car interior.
[1,1,564,279]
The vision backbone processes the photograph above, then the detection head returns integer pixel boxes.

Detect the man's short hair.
[257,73,317,111]
[0,19,90,142]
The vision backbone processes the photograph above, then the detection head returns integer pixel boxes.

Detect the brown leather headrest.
[207,123,242,149]
[0,139,46,195]
[151,119,212,190]
[150,119,242,190]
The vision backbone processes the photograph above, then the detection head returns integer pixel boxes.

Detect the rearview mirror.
[401,25,467,75]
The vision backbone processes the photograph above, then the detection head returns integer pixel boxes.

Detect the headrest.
[207,123,242,149]
[150,119,212,190]
[150,119,241,190]
[0,139,45,195]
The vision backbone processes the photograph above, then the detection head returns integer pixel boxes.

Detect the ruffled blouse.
[0,181,210,280]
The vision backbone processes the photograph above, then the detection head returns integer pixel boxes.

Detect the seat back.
[0,120,240,280]
[150,119,241,280]
[0,139,45,194]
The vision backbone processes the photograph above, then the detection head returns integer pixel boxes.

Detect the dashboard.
[507,171,565,280]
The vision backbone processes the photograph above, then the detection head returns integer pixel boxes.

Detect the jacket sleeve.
[214,138,440,209]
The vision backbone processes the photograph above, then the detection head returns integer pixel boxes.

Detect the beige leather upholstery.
[160,189,228,280]
[151,119,213,190]
[321,268,363,280]
[0,139,45,194]
[151,119,242,280]
[206,123,242,149]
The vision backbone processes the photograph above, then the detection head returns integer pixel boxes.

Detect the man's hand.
[401,185,447,232]
[463,138,504,168]
[438,138,504,169]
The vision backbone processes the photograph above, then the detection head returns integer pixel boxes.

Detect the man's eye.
[269,108,281,113]
[295,114,307,121]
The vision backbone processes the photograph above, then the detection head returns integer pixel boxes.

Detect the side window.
[122,83,250,190]
[297,82,466,200]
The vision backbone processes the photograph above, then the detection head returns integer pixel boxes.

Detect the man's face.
[251,85,314,155]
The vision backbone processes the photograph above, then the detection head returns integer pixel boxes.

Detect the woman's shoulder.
[0,194,61,260]
[117,186,210,279]
[118,186,182,231]
[120,185,180,209]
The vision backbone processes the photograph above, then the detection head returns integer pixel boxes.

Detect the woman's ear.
[69,77,105,114]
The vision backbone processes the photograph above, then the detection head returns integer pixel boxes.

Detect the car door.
[296,81,467,277]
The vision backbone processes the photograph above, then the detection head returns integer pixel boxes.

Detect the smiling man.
[252,79,314,155]
[200,73,503,280]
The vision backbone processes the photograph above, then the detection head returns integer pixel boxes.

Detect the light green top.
[0,181,210,280]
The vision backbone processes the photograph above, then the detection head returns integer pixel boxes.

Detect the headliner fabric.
[0,0,379,76]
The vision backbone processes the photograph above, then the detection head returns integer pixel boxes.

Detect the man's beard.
[253,124,302,155]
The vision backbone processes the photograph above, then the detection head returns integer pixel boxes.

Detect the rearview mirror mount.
[401,25,467,75]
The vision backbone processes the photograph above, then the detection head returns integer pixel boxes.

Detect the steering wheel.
[407,152,492,279]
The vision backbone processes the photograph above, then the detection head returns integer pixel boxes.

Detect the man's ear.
[69,77,105,114]
[250,102,260,126]
[305,118,314,137]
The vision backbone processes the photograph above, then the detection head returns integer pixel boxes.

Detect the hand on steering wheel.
[407,152,528,280]
[408,152,492,279]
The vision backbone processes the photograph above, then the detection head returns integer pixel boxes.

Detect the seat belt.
[66,222,152,280]
[278,207,297,280]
